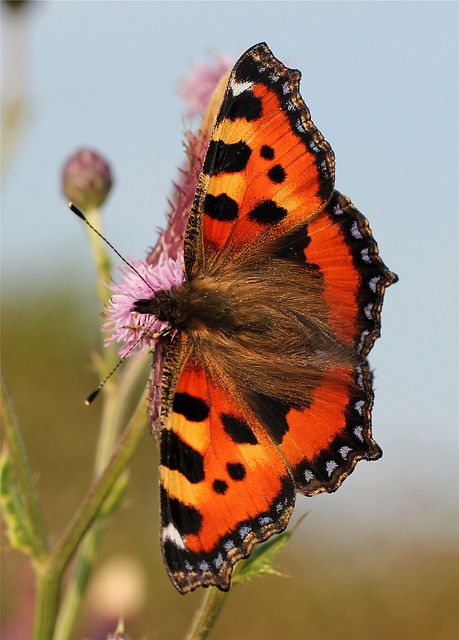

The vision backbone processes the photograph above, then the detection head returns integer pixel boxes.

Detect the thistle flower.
[103,51,231,424]
[102,254,184,358]
[62,148,113,209]
[179,51,233,118]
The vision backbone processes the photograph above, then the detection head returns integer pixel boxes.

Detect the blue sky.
[2,1,458,542]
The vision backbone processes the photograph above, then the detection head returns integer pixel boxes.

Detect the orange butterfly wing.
[157,43,396,593]
[185,42,335,275]
[159,335,294,593]
[244,192,397,494]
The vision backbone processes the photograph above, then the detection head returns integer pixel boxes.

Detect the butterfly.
[132,42,397,593]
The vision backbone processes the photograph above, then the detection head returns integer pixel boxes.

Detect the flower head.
[62,147,113,209]
[179,51,233,118]
[102,48,231,425]
[102,253,184,357]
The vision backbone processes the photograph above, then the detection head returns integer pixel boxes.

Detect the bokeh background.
[2,1,458,639]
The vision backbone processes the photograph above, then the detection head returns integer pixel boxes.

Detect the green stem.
[32,385,148,640]
[50,385,147,574]
[1,374,48,562]
[32,569,61,640]
[53,352,149,640]
[84,206,112,309]
[52,526,101,640]
[183,588,229,640]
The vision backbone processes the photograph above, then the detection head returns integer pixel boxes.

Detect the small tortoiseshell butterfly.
[133,43,397,593]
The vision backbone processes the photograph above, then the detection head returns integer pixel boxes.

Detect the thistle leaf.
[0,451,35,555]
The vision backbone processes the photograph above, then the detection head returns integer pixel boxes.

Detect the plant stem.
[1,374,48,562]
[32,568,61,640]
[84,206,112,310]
[183,588,228,640]
[53,352,149,640]
[32,385,148,640]
[51,385,147,574]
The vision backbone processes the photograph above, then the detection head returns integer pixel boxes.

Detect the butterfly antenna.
[84,327,170,405]
[68,202,155,294]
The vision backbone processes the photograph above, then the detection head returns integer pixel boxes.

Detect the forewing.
[185,42,335,276]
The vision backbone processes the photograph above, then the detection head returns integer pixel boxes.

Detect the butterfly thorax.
[132,276,267,334]
[135,257,358,408]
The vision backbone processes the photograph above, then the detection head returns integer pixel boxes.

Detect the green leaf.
[0,451,35,555]
[232,513,308,585]
[233,531,291,584]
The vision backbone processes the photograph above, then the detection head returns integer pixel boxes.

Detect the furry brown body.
[133,243,356,409]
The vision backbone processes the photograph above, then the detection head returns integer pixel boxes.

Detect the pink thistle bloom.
[102,254,184,358]
[179,51,233,117]
[103,48,230,427]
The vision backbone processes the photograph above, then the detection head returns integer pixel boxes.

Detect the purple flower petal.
[102,254,184,357]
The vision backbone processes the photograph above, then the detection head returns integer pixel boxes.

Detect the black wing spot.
[260,144,275,160]
[221,413,258,445]
[248,394,290,445]
[213,479,228,495]
[227,91,262,121]
[267,164,286,184]
[173,392,209,422]
[274,223,310,264]
[248,199,288,225]
[161,430,205,483]
[162,539,184,572]
[161,487,202,534]
[227,462,246,481]
[203,140,252,175]
[204,193,239,221]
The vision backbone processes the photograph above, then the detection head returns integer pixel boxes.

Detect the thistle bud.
[61,148,113,209]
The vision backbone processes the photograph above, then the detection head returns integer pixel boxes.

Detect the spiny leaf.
[0,452,35,555]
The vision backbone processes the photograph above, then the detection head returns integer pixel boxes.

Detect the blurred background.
[1,1,458,639]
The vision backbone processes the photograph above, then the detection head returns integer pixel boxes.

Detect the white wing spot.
[304,469,315,482]
[334,204,344,216]
[355,400,365,415]
[369,276,380,292]
[276,502,284,513]
[269,73,279,83]
[326,460,338,477]
[361,248,371,263]
[350,221,363,239]
[296,119,306,133]
[199,560,210,571]
[223,539,234,552]
[354,425,364,442]
[339,446,352,460]
[282,81,291,94]
[239,525,251,539]
[162,523,185,549]
[259,516,273,525]
[230,79,253,96]
[358,330,369,353]
[364,303,373,320]
[214,553,224,569]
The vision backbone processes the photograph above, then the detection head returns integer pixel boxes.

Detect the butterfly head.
[102,253,185,356]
